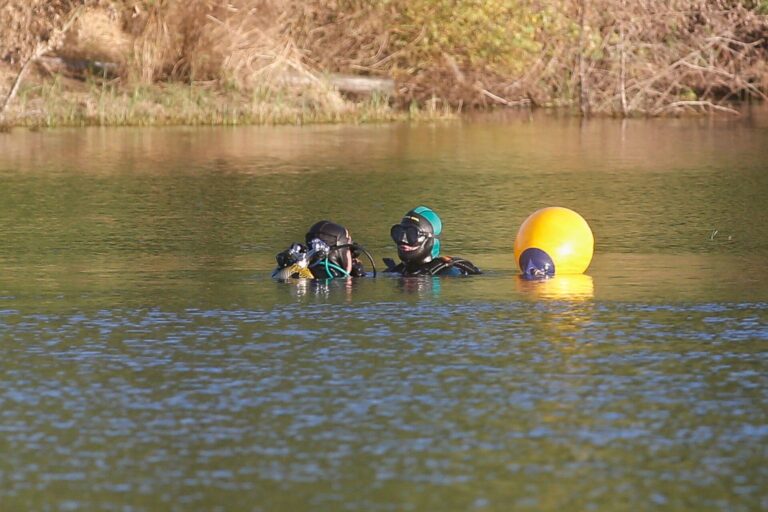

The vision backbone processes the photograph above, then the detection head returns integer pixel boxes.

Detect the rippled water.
[1,109,767,511]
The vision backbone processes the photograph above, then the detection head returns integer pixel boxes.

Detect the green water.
[1,109,767,511]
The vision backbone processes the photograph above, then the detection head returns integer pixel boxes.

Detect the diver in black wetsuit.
[384,206,481,276]
[272,220,375,280]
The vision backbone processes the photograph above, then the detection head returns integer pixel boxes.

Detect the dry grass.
[283,0,768,114]
[2,68,446,128]
[59,7,130,64]
[0,0,82,64]
[573,0,768,115]
[0,0,766,127]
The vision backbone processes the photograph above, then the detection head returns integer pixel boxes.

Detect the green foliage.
[394,0,553,75]
[3,76,451,127]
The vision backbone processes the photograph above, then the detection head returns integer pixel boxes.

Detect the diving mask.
[391,223,431,245]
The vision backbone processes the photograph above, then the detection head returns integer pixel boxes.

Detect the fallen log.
[283,72,395,96]
[37,56,119,80]
[34,57,395,98]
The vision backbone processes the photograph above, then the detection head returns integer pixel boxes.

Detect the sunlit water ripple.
[1,299,766,510]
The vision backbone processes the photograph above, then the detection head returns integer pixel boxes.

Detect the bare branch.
[477,88,530,107]
[1,7,83,124]
[653,100,740,115]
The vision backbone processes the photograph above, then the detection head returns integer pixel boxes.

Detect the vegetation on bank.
[1,72,439,128]
[1,0,766,128]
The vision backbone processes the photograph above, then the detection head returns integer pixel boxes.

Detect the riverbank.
[1,1,766,128]
[0,62,456,129]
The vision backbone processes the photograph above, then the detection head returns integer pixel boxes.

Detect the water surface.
[1,109,767,511]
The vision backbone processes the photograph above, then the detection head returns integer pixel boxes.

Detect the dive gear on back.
[273,220,375,280]
[305,220,351,275]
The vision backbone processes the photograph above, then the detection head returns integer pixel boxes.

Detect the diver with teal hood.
[384,206,481,276]
[272,220,375,280]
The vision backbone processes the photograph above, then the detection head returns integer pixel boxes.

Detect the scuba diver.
[272,220,376,280]
[384,206,482,276]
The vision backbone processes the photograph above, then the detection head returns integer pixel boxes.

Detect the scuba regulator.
[273,221,376,280]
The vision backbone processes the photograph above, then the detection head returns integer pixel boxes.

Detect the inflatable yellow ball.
[513,207,594,278]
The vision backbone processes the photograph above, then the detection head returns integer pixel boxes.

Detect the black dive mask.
[392,222,435,264]
[390,224,431,245]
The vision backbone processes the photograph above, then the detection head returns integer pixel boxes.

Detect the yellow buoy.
[513,207,594,278]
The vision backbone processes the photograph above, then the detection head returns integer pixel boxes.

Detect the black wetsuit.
[384,256,481,276]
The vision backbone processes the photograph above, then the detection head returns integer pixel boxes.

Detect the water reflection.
[515,275,595,301]
[2,112,768,264]
[396,276,443,297]
[1,110,768,512]
[275,277,358,302]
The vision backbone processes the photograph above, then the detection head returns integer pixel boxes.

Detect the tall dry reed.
[1,0,766,119]
[282,0,768,114]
